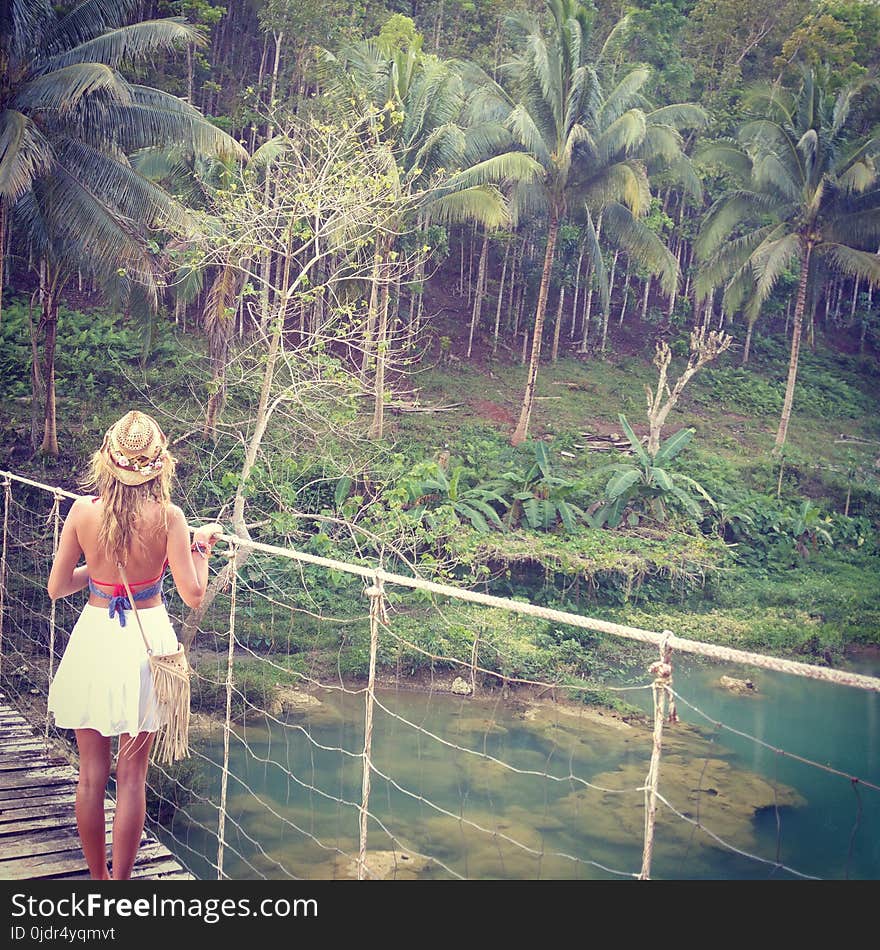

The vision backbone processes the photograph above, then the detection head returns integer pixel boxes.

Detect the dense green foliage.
[1,0,879,699]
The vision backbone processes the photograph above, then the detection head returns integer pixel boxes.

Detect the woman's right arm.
[166,505,212,609]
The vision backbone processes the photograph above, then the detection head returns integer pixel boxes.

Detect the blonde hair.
[82,449,176,565]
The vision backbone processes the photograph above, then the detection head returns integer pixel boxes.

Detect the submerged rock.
[719,675,758,695]
[450,676,473,695]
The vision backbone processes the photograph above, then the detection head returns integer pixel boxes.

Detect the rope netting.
[1,470,878,881]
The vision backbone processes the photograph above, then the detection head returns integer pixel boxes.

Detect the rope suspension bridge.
[1,469,878,881]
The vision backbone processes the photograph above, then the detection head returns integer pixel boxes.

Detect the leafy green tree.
[0,0,245,453]
[319,24,540,439]
[465,0,705,445]
[695,66,880,454]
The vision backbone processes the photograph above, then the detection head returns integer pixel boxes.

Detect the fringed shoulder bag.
[118,563,191,764]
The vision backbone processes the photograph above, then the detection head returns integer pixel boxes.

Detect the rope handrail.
[2,468,879,694]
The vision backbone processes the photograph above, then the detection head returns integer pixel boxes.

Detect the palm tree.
[695,66,880,454]
[0,0,246,453]
[464,0,706,446]
[319,35,540,439]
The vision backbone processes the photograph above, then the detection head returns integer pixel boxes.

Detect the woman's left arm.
[47,500,90,600]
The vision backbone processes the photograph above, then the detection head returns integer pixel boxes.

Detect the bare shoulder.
[165,503,188,529]
[68,495,95,521]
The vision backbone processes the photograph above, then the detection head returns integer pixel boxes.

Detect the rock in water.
[450,676,472,695]
[719,675,758,695]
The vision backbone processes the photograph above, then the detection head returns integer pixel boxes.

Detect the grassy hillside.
[1,289,879,691]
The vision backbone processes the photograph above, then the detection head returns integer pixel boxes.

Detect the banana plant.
[401,461,509,533]
[500,441,585,534]
[587,414,714,528]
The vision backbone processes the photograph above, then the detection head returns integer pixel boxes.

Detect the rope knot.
[365,578,388,624]
[649,660,672,682]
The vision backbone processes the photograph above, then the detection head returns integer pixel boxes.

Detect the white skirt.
[48,603,180,737]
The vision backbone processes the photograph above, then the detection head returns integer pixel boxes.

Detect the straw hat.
[99,411,170,486]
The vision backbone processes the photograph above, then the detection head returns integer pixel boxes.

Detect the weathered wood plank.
[0,779,77,802]
[0,800,79,823]
[0,766,80,789]
[0,702,192,880]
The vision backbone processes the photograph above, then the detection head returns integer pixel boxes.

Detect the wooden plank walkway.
[0,702,194,880]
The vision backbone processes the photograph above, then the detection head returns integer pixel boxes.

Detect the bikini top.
[88,564,168,627]
[86,496,167,627]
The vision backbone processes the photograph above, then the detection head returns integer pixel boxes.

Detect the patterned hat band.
[100,411,170,486]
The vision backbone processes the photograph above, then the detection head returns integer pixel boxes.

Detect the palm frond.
[599,66,650,127]
[45,19,204,71]
[751,151,800,200]
[822,207,880,247]
[423,184,510,229]
[694,223,782,302]
[741,82,796,126]
[598,109,647,162]
[695,190,787,259]
[461,122,516,165]
[580,203,609,314]
[441,151,542,192]
[16,62,132,117]
[602,201,678,295]
[0,109,54,201]
[694,141,753,183]
[505,102,552,169]
[660,155,703,202]
[40,0,140,57]
[838,159,877,195]
[646,103,708,132]
[739,118,804,184]
[751,232,802,302]
[109,86,247,161]
[818,243,880,287]
[639,124,684,165]
[582,160,651,216]
[249,134,291,169]
[55,136,190,232]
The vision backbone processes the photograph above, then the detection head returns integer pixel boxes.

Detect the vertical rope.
[358,574,386,881]
[639,631,674,881]
[0,478,10,679]
[217,540,238,880]
[45,491,62,740]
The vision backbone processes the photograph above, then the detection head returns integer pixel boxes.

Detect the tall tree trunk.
[0,201,6,327]
[492,240,510,355]
[368,252,392,440]
[39,260,62,456]
[742,318,755,366]
[467,231,489,359]
[618,261,631,326]
[774,241,813,455]
[570,247,584,339]
[28,291,44,451]
[361,237,384,378]
[600,249,619,354]
[551,284,564,362]
[512,209,559,446]
[266,30,284,139]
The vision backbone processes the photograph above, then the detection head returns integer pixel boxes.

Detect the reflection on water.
[168,656,879,881]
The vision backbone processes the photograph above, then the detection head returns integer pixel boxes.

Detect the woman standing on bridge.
[47,410,222,880]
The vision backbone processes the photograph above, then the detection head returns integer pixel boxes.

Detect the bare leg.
[111,732,154,880]
[74,729,112,880]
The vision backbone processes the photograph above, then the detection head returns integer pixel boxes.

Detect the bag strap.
[117,561,153,656]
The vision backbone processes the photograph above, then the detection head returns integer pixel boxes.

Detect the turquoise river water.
[165,652,879,881]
